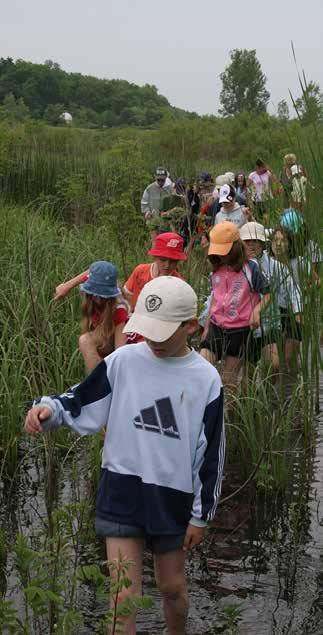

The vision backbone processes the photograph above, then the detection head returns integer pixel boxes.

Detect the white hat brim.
[123,314,181,343]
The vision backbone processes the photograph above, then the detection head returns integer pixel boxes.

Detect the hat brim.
[123,314,181,343]
[148,248,187,261]
[208,242,233,256]
[79,283,121,298]
[219,196,231,204]
[240,231,266,242]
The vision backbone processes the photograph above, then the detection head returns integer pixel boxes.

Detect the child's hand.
[249,306,261,330]
[54,283,70,301]
[25,405,53,435]
[183,524,205,551]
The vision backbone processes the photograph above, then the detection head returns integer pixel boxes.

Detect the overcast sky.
[1,0,322,115]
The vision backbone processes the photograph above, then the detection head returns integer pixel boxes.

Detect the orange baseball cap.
[208,221,239,256]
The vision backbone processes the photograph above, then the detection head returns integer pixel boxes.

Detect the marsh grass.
[0,109,323,487]
[0,118,322,632]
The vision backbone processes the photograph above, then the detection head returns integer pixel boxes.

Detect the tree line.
[0,51,322,128]
[0,57,197,128]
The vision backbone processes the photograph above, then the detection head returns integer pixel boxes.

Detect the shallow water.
[1,380,322,634]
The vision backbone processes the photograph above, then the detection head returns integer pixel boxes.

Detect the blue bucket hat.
[280,208,304,233]
[79,261,120,298]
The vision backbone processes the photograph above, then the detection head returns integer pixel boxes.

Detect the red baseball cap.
[148,232,187,261]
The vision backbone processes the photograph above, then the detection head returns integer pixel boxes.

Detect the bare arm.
[79,332,102,373]
[249,293,270,329]
[55,270,89,301]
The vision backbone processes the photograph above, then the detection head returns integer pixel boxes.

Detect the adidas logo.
[133,397,180,439]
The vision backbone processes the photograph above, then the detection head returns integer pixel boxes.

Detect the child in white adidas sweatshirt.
[25,276,225,635]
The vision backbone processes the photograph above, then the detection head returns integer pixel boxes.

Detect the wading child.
[123,232,186,310]
[54,232,186,312]
[200,222,270,390]
[240,222,301,373]
[25,276,225,635]
[214,184,250,229]
[78,261,129,372]
[272,212,318,375]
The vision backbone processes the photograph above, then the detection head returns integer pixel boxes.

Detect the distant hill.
[0,57,198,128]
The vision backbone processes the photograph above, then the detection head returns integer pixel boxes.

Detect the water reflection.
[0,403,322,634]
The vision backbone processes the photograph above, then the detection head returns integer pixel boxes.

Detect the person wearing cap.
[76,261,129,372]
[141,167,174,225]
[123,231,186,311]
[214,184,250,229]
[240,223,301,372]
[25,276,225,634]
[200,221,270,389]
[158,177,191,241]
[53,231,186,318]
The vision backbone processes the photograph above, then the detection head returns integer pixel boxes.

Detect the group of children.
[24,167,320,633]
[54,205,318,394]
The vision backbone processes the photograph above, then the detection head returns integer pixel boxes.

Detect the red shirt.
[124,263,183,310]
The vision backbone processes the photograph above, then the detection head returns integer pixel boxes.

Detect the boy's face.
[222,200,235,212]
[145,319,198,358]
[154,257,178,276]
[244,239,264,259]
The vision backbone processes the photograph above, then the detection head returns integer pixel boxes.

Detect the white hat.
[123,276,197,343]
[215,174,227,188]
[224,171,235,184]
[219,184,235,203]
[239,222,266,242]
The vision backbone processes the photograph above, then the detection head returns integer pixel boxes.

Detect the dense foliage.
[0,57,197,128]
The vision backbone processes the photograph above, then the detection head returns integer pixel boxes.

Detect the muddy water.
[1,387,322,634]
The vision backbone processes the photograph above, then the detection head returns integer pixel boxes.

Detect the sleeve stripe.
[207,424,226,520]
[198,387,225,521]
[57,360,112,412]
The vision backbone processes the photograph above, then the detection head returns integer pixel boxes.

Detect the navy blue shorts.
[95,517,185,554]
[280,309,302,342]
[246,329,282,364]
[201,323,250,359]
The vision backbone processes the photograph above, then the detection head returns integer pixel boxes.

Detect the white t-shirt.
[38,342,225,533]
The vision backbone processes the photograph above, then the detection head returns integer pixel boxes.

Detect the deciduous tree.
[219,49,270,117]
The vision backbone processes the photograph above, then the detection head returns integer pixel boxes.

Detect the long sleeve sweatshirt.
[38,342,225,535]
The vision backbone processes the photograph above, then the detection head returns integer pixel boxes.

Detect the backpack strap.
[242,263,254,292]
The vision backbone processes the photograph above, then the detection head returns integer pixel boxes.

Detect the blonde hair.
[80,294,117,354]
[284,153,297,166]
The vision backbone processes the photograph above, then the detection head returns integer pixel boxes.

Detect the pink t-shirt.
[248,170,272,202]
[209,261,269,329]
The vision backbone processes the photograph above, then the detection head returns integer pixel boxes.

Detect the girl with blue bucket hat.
[78,261,129,372]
